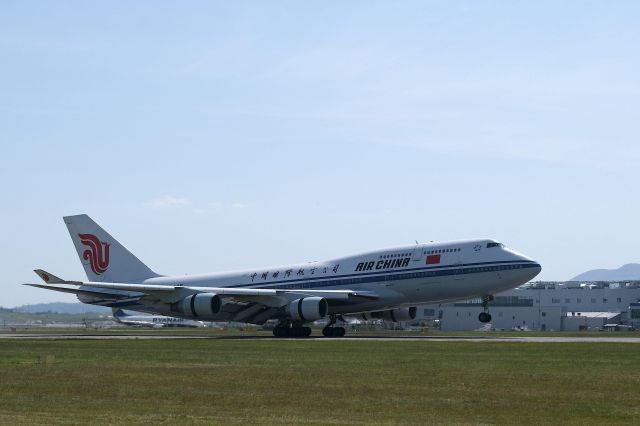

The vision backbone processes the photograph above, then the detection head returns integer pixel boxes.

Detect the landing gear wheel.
[294,327,309,338]
[274,326,292,337]
[274,326,311,338]
[478,312,492,323]
[322,326,346,337]
[478,295,494,324]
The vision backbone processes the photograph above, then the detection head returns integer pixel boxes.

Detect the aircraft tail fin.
[111,308,127,318]
[63,214,161,283]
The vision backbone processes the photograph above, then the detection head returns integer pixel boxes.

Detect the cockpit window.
[486,242,503,248]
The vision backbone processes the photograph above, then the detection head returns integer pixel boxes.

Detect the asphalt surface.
[1,333,640,343]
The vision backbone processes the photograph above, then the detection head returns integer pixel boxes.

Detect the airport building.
[419,281,640,331]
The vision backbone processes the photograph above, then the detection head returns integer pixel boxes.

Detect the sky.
[2,1,639,307]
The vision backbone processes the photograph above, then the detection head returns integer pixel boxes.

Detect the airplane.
[111,308,206,328]
[26,214,541,337]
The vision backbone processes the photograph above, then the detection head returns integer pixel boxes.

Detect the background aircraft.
[111,308,206,328]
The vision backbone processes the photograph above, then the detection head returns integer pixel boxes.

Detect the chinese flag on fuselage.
[426,254,441,264]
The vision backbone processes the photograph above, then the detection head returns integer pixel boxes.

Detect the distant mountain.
[570,263,640,281]
[14,302,111,314]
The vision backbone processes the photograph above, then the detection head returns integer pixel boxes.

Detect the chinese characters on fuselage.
[249,264,340,282]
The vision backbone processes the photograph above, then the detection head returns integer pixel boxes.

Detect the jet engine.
[359,307,417,323]
[286,297,328,322]
[171,293,222,319]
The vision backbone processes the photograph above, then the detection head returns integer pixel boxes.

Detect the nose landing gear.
[478,312,492,323]
[478,295,494,323]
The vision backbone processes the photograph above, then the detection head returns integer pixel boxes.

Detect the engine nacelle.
[286,297,328,322]
[361,307,417,323]
[172,293,222,319]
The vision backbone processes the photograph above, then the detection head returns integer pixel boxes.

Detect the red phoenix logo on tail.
[79,234,110,275]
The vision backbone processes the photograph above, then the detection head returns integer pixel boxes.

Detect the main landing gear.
[478,295,494,323]
[273,324,311,338]
[322,315,346,337]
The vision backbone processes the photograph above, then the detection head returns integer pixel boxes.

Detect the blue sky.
[2,1,639,306]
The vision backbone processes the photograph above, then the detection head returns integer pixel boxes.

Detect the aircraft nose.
[512,249,542,280]
[527,262,542,280]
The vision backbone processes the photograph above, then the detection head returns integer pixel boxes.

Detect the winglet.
[33,269,81,285]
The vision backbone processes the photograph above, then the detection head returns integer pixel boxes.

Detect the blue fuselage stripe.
[234,260,540,291]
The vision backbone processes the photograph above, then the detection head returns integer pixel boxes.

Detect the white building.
[561,312,621,331]
[629,303,640,329]
[419,282,640,331]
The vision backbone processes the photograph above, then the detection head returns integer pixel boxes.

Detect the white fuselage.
[132,239,541,318]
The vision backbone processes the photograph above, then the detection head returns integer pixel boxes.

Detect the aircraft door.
[453,247,465,280]
[411,245,424,265]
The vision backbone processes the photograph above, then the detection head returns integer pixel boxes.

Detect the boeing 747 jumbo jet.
[27,215,541,337]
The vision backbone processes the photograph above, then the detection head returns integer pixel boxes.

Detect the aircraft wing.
[83,282,377,298]
[25,271,380,322]
[24,281,378,304]
[30,269,378,301]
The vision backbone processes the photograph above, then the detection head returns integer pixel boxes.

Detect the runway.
[2,333,640,343]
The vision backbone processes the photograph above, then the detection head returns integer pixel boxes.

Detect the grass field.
[3,325,638,338]
[0,339,639,425]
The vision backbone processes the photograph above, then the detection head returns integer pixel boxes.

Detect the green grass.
[0,340,639,425]
[2,326,638,338]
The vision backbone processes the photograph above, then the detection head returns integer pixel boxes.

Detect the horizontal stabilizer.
[24,283,143,300]
[33,269,81,285]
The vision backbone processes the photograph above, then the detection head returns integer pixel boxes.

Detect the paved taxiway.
[2,334,640,343]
